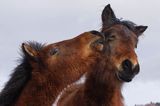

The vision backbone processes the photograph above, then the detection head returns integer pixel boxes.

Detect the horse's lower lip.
[116,72,132,82]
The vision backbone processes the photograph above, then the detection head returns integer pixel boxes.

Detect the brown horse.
[0,31,106,106]
[57,4,148,106]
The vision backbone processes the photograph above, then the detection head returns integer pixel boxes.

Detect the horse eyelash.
[49,48,59,55]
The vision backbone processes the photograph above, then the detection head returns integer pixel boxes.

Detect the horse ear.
[101,4,116,27]
[22,43,38,58]
[135,26,148,37]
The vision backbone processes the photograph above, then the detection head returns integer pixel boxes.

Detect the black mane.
[116,19,137,33]
[0,42,44,106]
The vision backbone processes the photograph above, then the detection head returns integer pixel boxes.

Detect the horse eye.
[108,35,116,41]
[49,48,59,55]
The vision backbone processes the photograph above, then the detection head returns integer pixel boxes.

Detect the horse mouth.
[116,72,133,82]
[116,60,140,82]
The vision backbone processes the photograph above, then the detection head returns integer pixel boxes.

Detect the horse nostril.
[133,64,140,75]
[122,59,133,70]
[122,59,140,74]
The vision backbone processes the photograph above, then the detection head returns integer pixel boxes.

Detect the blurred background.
[0,0,159,105]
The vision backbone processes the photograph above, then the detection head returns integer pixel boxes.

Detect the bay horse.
[57,4,148,106]
[0,31,107,106]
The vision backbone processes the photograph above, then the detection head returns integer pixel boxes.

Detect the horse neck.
[84,60,124,106]
[15,68,84,106]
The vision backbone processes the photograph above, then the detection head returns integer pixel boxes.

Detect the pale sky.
[0,0,160,105]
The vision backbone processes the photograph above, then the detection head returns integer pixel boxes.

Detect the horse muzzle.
[116,59,140,82]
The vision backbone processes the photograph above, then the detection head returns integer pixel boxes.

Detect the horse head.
[101,4,148,82]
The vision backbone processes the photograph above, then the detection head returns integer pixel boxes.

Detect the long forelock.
[102,18,137,34]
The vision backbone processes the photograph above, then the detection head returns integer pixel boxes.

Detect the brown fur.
[57,58,124,106]
[15,32,105,106]
[57,4,147,106]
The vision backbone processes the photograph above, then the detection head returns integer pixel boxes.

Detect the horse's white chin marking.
[52,74,86,106]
